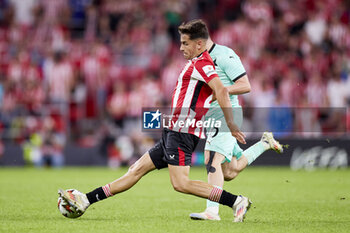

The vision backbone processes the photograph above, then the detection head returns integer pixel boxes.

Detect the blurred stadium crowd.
[0,0,349,166]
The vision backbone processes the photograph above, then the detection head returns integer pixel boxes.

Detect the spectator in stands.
[0,0,348,160]
[43,50,74,115]
[107,82,127,129]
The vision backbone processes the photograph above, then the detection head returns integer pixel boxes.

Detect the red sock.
[102,184,113,197]
[208,186,223,203]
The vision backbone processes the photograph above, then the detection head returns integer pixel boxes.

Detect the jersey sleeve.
[219,51,246,82]
[194,59,219,83]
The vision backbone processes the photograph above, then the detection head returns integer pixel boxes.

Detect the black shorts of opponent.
[149,128,199,169]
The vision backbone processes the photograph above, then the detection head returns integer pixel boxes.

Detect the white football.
[57,190,83,218]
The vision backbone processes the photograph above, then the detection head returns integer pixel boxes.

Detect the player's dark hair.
[178,19,209,40]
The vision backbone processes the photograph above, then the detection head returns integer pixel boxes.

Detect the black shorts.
[149,128,199,169]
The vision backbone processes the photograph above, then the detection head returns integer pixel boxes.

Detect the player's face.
[180,34,199,60]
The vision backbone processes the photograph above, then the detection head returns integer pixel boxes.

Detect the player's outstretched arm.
[208,77,246,144]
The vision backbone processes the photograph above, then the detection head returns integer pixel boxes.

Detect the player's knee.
[171,180,190,194]
[224,170,238,181]
[172,182,186,193]
[224,173,235,181]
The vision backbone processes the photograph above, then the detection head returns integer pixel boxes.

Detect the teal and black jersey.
[208,43,246,107]
[205,43,246,160]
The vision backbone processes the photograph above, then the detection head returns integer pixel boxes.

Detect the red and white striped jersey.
[168,50,218,138]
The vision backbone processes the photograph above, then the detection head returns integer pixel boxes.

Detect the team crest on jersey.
[143,109,161,129]
[202,65,215,77]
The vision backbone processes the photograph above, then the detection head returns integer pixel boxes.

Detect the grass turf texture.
[0,167,349,233]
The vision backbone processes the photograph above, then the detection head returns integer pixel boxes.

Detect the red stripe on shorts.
[178,147,185,166]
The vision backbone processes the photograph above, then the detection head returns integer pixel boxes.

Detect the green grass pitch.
[1,167,349,233]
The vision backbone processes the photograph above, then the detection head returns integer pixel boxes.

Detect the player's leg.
[168,164,251,222]
[222,144,247,181]
[243,132,283,165]
[190,151,225,220]
[201,129,238,215]
[190,127,239,220]
[162,129,250,222]
[108,152,156,194]
[222,132,284,181]
[222,156,247,181]
[205,151,225,214]
[58,152,156,212]
[107,137,169,195]
[205,151,225,187]
[58,140,167,213]
[168,165,212,196]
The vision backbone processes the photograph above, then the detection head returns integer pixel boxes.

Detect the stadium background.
[0,0,349,168]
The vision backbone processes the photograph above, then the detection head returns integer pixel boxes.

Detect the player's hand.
[228,122,246,144]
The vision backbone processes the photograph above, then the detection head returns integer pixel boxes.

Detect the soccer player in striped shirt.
[189,33,284,221]
[58,19,251,222]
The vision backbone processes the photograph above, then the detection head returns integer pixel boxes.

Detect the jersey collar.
[194,49,207,59]
[208,43,216,54]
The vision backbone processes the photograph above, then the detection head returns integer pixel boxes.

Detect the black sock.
[86,187,107,204]
[219,190,237,208]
